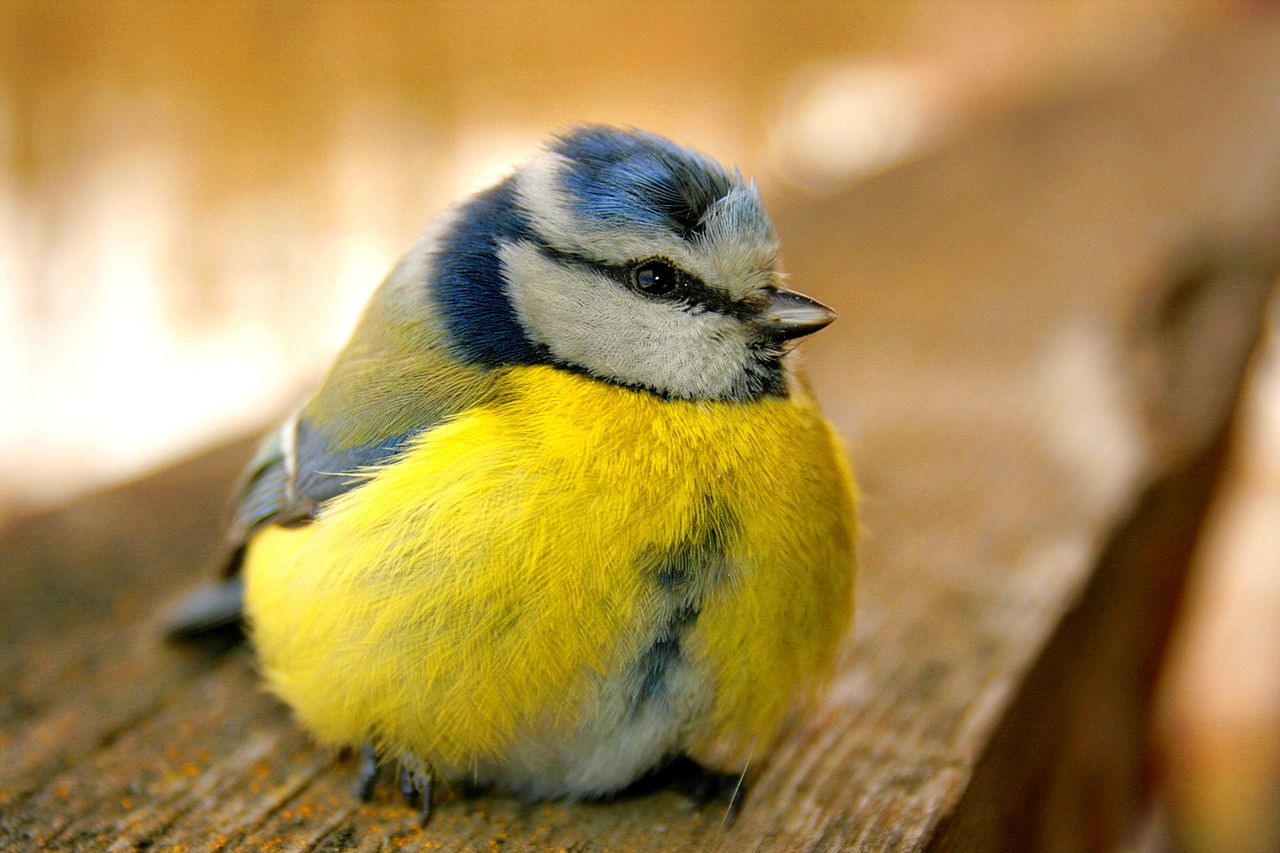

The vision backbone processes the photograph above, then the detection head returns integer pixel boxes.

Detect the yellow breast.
[244,366,856,775]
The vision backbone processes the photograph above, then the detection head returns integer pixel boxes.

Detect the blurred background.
[0,1,1275,849]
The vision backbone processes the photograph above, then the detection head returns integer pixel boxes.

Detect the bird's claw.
[690,769,745,825]
[353,743,434,825]
[398,763,434,825]
[354,742,379,802]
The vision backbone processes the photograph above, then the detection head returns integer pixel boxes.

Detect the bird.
[167,125,857,824]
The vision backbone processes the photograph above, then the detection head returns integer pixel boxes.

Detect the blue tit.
[169,125,857,822]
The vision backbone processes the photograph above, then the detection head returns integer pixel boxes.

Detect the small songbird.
[170,126,857,822]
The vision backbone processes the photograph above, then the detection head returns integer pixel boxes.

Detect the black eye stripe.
[622,259,755,319]
[531,244,752,318]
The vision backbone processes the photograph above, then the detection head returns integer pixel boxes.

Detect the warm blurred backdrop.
[1,2,1276,849]
[1,0,1225,509]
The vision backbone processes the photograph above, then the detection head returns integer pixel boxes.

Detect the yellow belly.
[244,366,855,790]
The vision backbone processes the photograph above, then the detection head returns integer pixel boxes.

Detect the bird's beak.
[759,288,837,341]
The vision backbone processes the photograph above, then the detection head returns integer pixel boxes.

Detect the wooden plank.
[4,18,1280,852]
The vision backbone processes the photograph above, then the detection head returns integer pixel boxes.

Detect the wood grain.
[4,18,1280,852]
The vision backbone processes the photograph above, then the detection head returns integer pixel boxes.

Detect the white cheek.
[500,241,754,400]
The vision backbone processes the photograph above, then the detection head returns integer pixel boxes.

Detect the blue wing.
[168,177,541,635]
[227,417,419,549]
[166,414,455,638]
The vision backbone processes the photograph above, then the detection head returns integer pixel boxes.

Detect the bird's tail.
[162,576,245,639]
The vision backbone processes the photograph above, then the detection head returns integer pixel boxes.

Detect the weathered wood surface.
[4,19,1280,852]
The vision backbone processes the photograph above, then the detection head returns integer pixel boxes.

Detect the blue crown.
[551,126,736,242]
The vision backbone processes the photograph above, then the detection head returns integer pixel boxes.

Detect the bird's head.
[429,125,834,401]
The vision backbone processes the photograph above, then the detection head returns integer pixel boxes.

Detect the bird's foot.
[398,762,435,826]
[353,742,380,802]
[665,756,747,826]
[689,768,745,824]
[351,743,435,826]
[696,763,747,819]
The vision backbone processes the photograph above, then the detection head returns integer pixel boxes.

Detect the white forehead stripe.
[500,240,760,400]
[513,152,780,301]
[514,152,693,263]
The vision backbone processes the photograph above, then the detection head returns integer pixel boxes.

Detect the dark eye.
[631,260,679,297]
